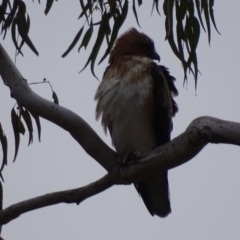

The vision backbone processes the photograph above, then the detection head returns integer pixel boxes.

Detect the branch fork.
[1,43,240,225]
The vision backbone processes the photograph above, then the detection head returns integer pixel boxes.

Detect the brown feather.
[95,28,178,217]
[109,28,159,64]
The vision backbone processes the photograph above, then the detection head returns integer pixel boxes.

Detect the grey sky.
[1,1,240,239]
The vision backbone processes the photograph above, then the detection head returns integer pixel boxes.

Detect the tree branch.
[1,43,240,226]
[0,115,239,225]
[0,44,115,171]
[119,116,240,181]
[0,174,118,225]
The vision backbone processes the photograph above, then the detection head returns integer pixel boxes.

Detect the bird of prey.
[95,28,178,217]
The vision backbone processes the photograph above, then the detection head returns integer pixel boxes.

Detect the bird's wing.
[134,63,177,217]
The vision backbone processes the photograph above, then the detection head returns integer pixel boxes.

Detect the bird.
[95,28,178,217]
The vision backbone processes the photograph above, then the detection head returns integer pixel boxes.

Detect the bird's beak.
[152,52,160,62]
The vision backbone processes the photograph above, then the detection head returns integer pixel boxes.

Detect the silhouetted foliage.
[0,0,219,81]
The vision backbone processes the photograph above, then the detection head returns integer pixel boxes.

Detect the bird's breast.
[95,59,157,155]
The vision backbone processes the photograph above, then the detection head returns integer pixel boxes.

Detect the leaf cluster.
[62,0,219,82]
[0,0,219,82]
[163,0,220,85]
[11,105,40,161]
[0,105,39,181]
[0,0,39,56]
[0,79,60,179]
[62,0,129,78]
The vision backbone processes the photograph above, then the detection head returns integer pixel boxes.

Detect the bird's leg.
[115,152,143,176]
[133,150,144,158]
[117,154,131,165]
[118,151,143,166]
[116,154,133,166]
[115,154,129,175]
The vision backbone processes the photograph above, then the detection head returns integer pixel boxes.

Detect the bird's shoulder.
[103,56,152,81]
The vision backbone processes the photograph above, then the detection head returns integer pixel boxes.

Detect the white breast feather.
[95,58,156,155]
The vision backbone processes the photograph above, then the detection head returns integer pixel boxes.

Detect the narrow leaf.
[176,22,185,71]
[195,0,205,31]
[90,14,109,78]
[11,18,24,56]
[176,0,187,21]
[78,2,90,21]
[16,8,39,56]
[0,183,3,222]
[192,51,198,88]
[185,16,200,81]
[30,111,41,142]
[151,0,160,15]
[18,117,25,135]
[155,0,160,15]
[2,0,18,35]
[0,123,8,173]
[98,0,128,64]
[201,0,211,43]
[209,0,220,34]
[167,24,194,81]
[62,26,84,57]
[0,0,8,24]
[137,0,142,6]
[45,0,54,15]
[80,13,110,77]
[99,0,104,12]
[163,0,174,39]
[52,91,59,104]
[20,107,33,146]
[132,0,140,27]
[78,23,93,52]
[11,108,20,162]
[18,13,30,52]
[0,173,3,182]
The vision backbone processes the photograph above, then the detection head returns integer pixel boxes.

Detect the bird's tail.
[134,171,171,217]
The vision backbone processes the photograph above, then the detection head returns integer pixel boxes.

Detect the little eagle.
[95,28,178,217]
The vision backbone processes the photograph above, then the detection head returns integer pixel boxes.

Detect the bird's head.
[109,28,160,63]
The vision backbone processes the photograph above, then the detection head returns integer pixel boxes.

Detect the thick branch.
[120,116,240,181]
[0,44,115,171]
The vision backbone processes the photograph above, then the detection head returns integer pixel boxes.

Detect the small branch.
[0,174,118,225]
[28,79,54,92]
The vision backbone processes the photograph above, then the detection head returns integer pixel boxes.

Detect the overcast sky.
[1,1,240,240]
